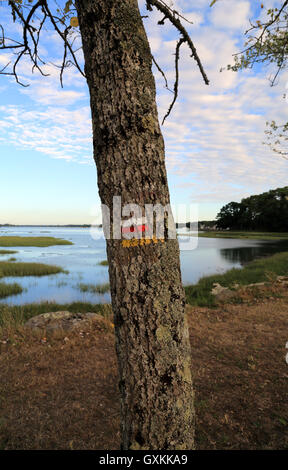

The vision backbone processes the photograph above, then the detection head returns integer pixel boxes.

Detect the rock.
[24,311,106,332]
[211,283,230,295]
[246,282,266,288]
[211,283,236,302]
[276,276,288,285]
[210,275,288,305]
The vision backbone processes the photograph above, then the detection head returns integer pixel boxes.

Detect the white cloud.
[0,105,93,164]
[209,0,251,30]
[0,0,287,213]
[22,85,85,106]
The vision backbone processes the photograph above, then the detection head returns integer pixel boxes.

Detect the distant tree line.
[216,187,288,231]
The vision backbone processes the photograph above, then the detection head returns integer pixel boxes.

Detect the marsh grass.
[0,283,22,299]
[0,250,18,255]
[197,231,288,240]
[0,260,66,299]
[0,236,73,247]
[78,283,110,294]
[0,261,66,278]
[185,251,288,307]
[98,260,108,266]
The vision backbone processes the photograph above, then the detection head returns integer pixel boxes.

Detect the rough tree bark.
[75,0,194,450]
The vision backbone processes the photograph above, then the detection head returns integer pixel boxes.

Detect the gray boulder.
[211,283,236,302]
[24,311,105,332]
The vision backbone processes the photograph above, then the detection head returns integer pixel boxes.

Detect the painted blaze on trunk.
[75,0,195,449]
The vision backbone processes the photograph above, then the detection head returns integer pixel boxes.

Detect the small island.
[0,236,73,247]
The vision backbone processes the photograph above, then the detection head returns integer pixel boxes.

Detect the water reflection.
[220,240,288,264]
[1,226,288,303]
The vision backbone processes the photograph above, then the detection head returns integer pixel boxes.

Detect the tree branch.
[0,0,85,86]
[146,0,209,86]
[162,37,185,124]
[152,55,172,92]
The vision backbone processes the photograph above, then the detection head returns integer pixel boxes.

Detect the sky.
[0,0,288,225]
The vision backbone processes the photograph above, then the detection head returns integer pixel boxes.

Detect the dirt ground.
[0,289,287,450]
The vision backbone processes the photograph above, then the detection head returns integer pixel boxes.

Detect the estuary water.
[1,226,288,305]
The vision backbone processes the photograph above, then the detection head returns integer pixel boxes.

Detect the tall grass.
[78,283,110,294]
[0,250,18,255]
[0,261,66,278]
[0,282,22,299]
[98,260,109,266]
[185,251,288,307]
[197,231,288,240]
[0,236,73,247]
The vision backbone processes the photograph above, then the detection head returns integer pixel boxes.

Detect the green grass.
[0,282,23,299]
[196,231,288,240]
[0,250,18,255]
[0,261,66,278]
[0,236,73,247]
[98,260,109,266]
[78,283,110,294]
[185,251,288,307]
[0,302,112,329]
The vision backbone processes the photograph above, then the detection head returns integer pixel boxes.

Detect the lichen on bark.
[75,0,195,450]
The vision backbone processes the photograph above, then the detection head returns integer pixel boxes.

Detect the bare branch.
[43,1,85,79]
[0,61,11,73]
[0,0,206,125]
[146,0,209,86]
[152,55,172,92]
[162,37,185,125]
[153,0,194,25]
[0,0,85,86]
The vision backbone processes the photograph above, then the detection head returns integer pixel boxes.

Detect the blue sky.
[0,0,288,224]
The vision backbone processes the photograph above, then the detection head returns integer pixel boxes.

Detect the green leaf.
[64,0,73,14]
[210,0,217,6]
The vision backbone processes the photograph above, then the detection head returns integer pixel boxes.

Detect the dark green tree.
[216,187,288,231]
[216,201,245,229]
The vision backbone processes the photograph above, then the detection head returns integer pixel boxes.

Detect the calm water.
[1,226,288,305]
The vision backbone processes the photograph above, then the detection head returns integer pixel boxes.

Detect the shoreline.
[178,230,288,240]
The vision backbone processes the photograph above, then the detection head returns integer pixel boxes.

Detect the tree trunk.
[75,0,195,450]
